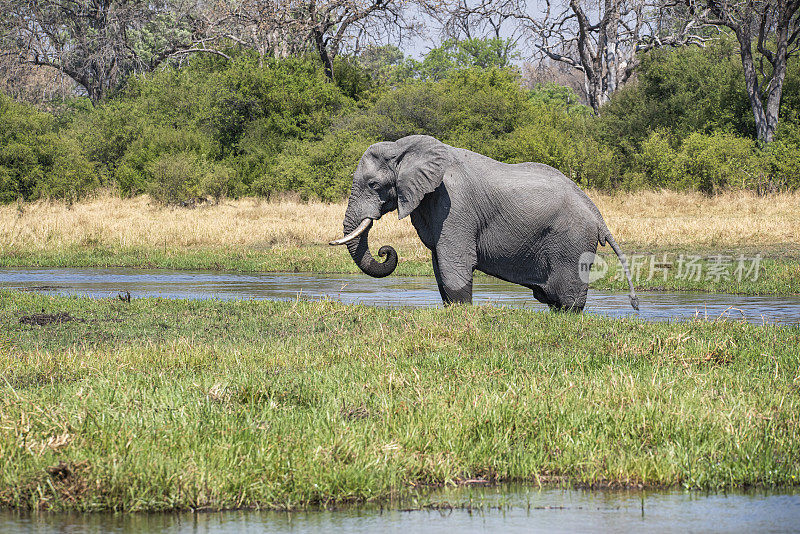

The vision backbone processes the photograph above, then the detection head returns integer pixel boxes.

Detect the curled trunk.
[343,216,397,278]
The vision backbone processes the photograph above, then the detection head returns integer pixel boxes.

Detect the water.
[1,487,799,533]
[2,267,800,324]
[3,272,799,530]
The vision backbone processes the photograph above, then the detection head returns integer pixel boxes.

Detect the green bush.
[766,123,800,191]
[489,105,615,188]
[638,131,680,188]
[200,162,243,203]
[676,132,761,193]
[395,38,518,82]
[33,136,98,201]
[528,83,591,116]
[143,151,240,205]
[599,36,757,158]
[63,54,358,199]
[206,55,354,153]
[257,132,375,201]
[146,152,203,205]
[5,35,800,202]
[637,130,763,193]
[0,92,97,202]
[115,125,212,197]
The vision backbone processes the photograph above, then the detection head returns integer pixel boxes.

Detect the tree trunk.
[737,28,772,143]
[313,28,335,81]
[764,7,792,143]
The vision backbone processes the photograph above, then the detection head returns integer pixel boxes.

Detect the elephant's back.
[451,149,603,228]
[508,160,605,225]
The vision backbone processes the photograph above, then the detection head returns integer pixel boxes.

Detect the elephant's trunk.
[338,214,398,278]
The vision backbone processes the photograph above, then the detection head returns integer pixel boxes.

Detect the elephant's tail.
[600,230,640,311]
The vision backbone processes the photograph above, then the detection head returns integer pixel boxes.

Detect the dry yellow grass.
[0,194,430,262]
[1,190,798,258]
[591,189,800,251]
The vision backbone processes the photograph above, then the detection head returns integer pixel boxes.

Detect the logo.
[578,252,607,283]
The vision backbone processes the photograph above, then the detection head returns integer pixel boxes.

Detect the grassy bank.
[1,290,799,511]
[1,190,799,295]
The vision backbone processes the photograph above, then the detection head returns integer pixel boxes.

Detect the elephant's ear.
[394,136,451,219]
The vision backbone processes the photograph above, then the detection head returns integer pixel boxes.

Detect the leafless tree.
[424,0,519,40]
[514,0,710,112]
[684,0,800,143]
[208,0,313,62]
[0,1,230,103]
[214,0,416,80]
[0,47,78,104]
[418,0,523,67]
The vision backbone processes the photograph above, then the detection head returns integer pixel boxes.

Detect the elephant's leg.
[432,248,475,305]
[431,251,449,303]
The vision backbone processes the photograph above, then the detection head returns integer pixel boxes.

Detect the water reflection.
[2,487,799,533]
[2,267,800,324]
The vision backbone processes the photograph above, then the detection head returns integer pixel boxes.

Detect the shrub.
[528,83,591,116]
[0,92,97,202]
[396,38,518,82]
[766,123,800,191]
[257,132,375,201]
[490,106,615,188]
[206,55,354,152]
[598,35,756,156]
[675,132,761,193]
[146,152,203,205]
[200,162,242,203]
[33,136,98,201]
[638,131,680,188]
[115,125,212,197]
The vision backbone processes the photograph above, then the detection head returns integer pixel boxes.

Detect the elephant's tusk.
[329,218,373,246]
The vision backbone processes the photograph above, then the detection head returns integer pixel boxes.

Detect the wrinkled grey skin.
[337,135,639,311]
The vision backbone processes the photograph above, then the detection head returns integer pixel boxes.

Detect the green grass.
[1,244,798,295]
[1,290,799,512]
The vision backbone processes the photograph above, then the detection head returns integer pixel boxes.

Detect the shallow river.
[1,487,799,533]
[2,267,800,324]
[3,269,800,530]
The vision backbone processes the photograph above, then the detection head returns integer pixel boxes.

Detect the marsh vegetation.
[1,290,799,511]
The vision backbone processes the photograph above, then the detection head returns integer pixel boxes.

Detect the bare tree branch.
[212,0,416,80]
[0,0,232,102]
[529,1,713,111]
[686,0,800,142]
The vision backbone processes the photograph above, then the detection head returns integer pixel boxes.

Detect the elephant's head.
[330,135,451,277]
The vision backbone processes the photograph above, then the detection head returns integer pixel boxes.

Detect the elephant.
[330,135,639,311]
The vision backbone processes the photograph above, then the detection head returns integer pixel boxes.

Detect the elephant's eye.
[367,180,380,190]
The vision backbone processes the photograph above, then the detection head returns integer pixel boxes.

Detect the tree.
[684,0,800,143]
[215,0,414,81]
[398,37,519,81]
[420,0,519,72]
[517,0,709,112]
[0,1,229,103]
[357,44,405,83]
[208,0,312,62]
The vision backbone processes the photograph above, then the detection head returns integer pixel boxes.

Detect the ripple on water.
[2,267,800,324]
[0,487,799,533]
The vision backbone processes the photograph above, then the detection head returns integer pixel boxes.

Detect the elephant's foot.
[440,283,473,305]
[531,282,588,312]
